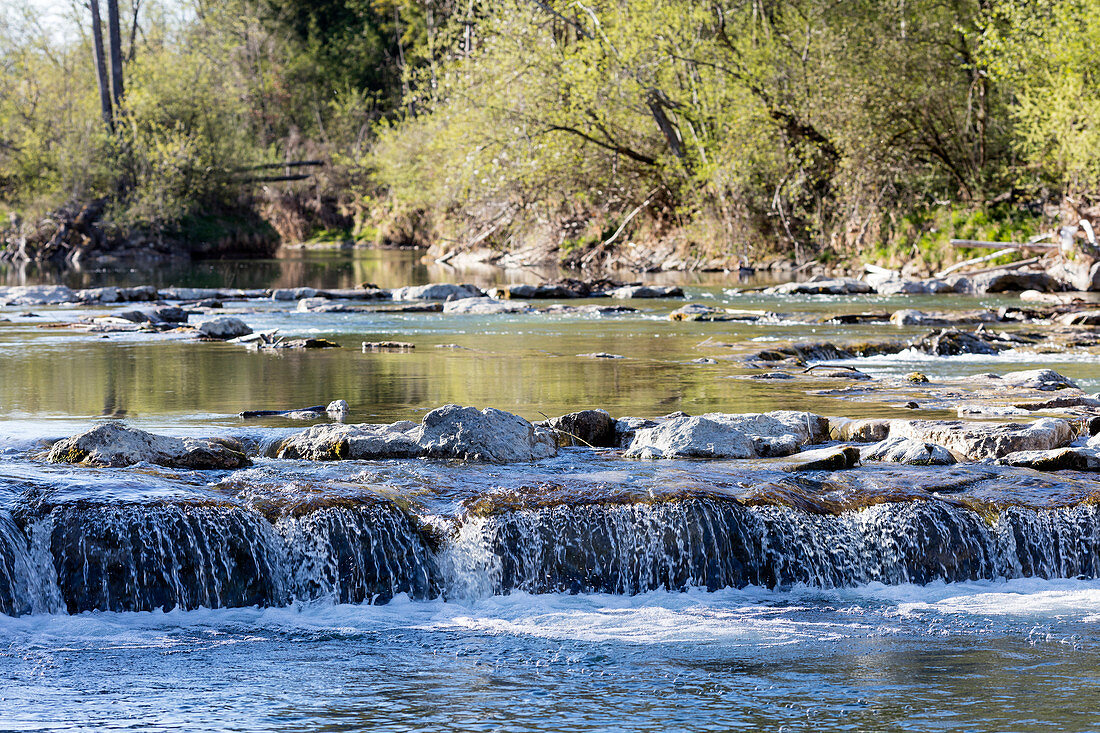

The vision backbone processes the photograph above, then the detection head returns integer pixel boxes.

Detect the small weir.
[3,484,1100,615]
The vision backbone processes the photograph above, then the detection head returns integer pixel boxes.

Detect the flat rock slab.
[606,285,684,299]
[47,423,250,469]
[624,411,829,459]
[887,418,1074,460]
[273,405,557,463]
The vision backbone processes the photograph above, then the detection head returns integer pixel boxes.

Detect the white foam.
[5,578,1100,648]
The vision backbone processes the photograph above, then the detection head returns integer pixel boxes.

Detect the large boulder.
[417,405,557,461]
[887,418,1074,460]
[272,406,557,462]
[542,410,616,447]
[197,317,252,340]
[47,423,250,469]
[861,437,956,466]
[391,283,482,301]
[624,411,829,459]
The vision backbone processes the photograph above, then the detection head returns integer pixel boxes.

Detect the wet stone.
[542,409,616,447]
[46,423,251,469]
[624,411,829,460]
[861,437,956,466]
[887,418,1074,460]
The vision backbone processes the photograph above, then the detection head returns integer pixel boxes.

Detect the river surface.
[2,250,1100,731]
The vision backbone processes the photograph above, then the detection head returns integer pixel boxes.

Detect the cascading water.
[4,491,1100,616]
[443,498,1100,597]
[277,504,440,603]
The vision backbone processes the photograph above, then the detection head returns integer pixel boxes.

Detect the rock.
[690,357,717,364]
[392,283,482,301]
[613,417,659,448]
[998,447,1100,472]
[951,269,1062,295]
[1000,369,1078,391]
[273,405,557,462]
[197,317,252,340]
[75,286,120,303]
[502,283,583,299]
[150,306,189,323]
[810,368,872,380]
[578,352,624,359]
[624,411,829,459]
[887,418,1074,460]
[1047,258,1100,292]
[764,277,873,295]
[274,421,421,460]
[362,341,415,351]
[273,287,319,301]
[297,297,354,313]
[158,287,238,301]
[46,423,250,469]
[905,372,929,384]
[0,285,76,306]
[326,400,349,414]
[417,405,557,461]
[669,304,732,321]
[832,418,891,442]
[891,309,930,326]
[543,409,616,447]
[875,279,956,296]
[1056,310,1100,326]
[442,297,534,314]
[606,285,684,299]
[861,437,956,466]
[788,446,861,471]
[915,328,1006,356]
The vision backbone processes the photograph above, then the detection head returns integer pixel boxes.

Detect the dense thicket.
[2,0,1100,266]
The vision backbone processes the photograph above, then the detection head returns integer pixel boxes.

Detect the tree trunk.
[106,0,125,111]
[89,0,113,132]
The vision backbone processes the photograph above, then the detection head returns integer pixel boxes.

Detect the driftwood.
[936,248,1020,278]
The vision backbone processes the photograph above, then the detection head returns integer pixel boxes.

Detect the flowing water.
[2,250,1100,731]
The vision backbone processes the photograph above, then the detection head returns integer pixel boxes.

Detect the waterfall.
[4,493,1100,615]
[443,498,1100,596]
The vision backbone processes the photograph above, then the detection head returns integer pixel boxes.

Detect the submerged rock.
[273,405,557,462]
[861,437,956,466]
[887,418,1074,460]
[624,411,829,460]
[542,410,616,447]
[197,316,252,340]
[47,423,251,469]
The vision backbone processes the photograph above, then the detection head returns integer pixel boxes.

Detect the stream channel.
[1,250,1099,731]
